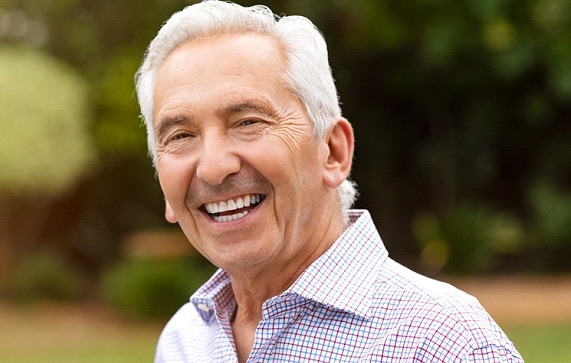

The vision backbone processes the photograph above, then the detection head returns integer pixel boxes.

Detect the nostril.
[196,154,241,186]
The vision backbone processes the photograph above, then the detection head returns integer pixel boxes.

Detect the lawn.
[504,323,571,363]
[3,324,570,362]
[0,301,162,363]
[1,340,157,363]
[1,302,569,362]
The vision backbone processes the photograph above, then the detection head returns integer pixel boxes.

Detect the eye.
[239,119,259,127]
[168,132,192,142]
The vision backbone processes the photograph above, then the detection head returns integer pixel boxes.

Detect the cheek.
[293,139,325,180]
[157,157,193,203]
[260,141,324,202]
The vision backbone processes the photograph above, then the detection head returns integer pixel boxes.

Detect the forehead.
[153,33,288,121]
[155,32,284,88]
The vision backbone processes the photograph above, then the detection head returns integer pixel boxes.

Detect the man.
[136,1,524,362]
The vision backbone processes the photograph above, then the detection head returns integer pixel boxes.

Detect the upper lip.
[203,194,264,214]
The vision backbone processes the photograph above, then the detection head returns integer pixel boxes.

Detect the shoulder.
[154,269,235,362]
[366,258,523,361]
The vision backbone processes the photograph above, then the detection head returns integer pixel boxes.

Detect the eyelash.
[164,118,264,144]
[239,119,259,126]
[169,132,191,142]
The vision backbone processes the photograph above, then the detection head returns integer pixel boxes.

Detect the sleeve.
[461,344,524,363]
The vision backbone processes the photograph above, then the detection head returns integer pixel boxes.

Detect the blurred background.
[0,0,569,362]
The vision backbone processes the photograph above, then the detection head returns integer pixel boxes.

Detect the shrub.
[413,204,524,274]
[101,258,216,319]
[5,252,86,302]
[527,182,571,271]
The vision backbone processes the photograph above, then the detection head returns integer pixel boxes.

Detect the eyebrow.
[154,115,188,142]
[217,99,279,119]
[154,99,279,140]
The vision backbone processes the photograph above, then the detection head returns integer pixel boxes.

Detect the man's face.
[153,33,340,273]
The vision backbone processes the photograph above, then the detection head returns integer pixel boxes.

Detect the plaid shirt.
[155,210,523,362]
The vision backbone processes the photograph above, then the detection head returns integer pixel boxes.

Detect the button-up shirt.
[155,210,523,362]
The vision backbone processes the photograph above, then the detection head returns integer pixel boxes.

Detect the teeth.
[219,201,227,212]
[203,194,263,214]
[213,210,249,223]
[206,202,219,214]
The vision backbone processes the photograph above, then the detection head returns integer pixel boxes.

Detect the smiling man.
[135,1,523,362]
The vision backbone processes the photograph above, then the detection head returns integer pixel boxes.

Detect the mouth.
[202,194,266,223]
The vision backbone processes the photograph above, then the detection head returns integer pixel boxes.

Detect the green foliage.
[3,251,86,302]
[94,51,148,154]
[0,47,95,197]
[529,182,571,245]
[101,258,216,319]
[413,205,524,274]
[526,182,571,271]
[1,0,569,274]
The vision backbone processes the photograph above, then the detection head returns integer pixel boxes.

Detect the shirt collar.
[191,269,233,323]
[284,210,388,318]
[191,209,388,322]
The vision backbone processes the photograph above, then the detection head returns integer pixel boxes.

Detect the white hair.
[135,0,357,210]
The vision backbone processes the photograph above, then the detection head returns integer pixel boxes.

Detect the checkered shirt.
[155,210,523,362]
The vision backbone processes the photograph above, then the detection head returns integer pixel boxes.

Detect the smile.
[202,194,266,223]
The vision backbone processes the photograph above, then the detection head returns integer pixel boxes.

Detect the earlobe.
[323,118,354,188]
[165,199,178,223]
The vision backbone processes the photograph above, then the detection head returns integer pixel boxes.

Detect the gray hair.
[135,0,357,210]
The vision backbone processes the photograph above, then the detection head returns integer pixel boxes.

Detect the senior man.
[135,1,523,362]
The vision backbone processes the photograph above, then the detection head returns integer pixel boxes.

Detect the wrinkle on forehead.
[152,33,289,125]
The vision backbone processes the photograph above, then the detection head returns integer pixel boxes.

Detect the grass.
[1,340,157,363]
[0,301,162,363]
[1,302,569,362]
[2,323,570,362]
[504,323,571,363]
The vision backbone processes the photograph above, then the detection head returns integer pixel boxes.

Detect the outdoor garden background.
[0,0,570,362]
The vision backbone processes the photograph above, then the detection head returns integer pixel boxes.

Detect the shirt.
[155,210,523,362]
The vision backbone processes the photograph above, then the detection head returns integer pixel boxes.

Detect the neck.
[228,202,348,363]
[229,208,347,319]
[229,255,310,320]
[229,228,341,363]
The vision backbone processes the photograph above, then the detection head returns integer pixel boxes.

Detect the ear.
[323,118,354,189]
[165,199,178,223]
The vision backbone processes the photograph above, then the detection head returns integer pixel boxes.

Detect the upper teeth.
[204,194,262,214]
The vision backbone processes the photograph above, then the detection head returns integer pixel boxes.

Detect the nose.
[196,131,241,185]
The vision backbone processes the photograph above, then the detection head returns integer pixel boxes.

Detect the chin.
[211,247,275,272]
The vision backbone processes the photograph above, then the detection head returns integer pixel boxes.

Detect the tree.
[0,47,95,272]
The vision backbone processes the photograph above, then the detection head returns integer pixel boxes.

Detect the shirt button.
[197,303,211,312]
